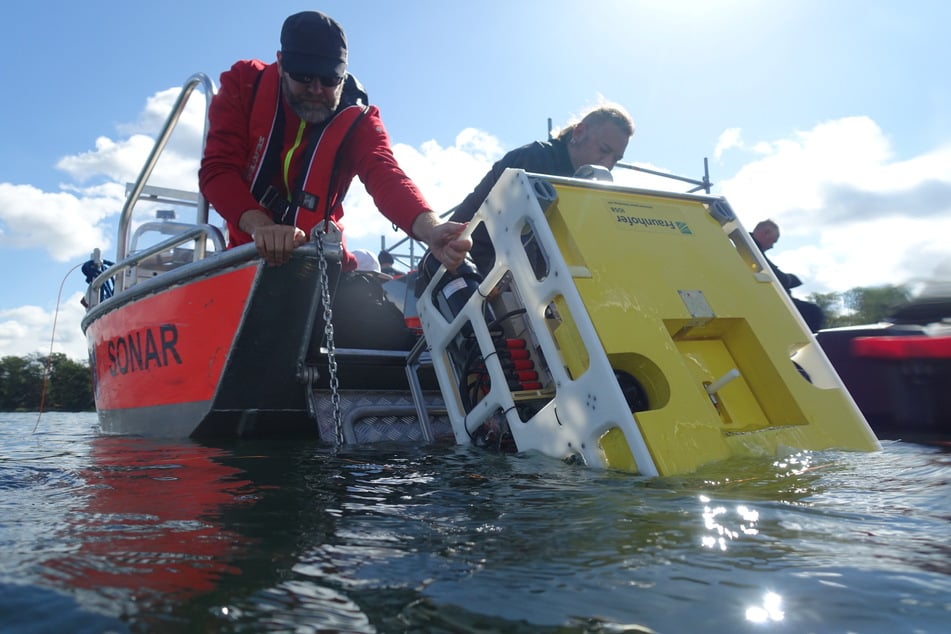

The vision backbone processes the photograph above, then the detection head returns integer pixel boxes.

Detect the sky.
[2,0,950,362]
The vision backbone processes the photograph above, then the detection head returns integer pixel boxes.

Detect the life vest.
[244,63,368,236]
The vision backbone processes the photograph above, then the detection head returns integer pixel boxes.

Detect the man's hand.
[412,212,472,272]
[253,224,307,266]
[426,222,472,272]
[239,209,307,266]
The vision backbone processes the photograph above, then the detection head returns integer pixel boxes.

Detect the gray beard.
[291,100,334,124]
[282,76,343,124]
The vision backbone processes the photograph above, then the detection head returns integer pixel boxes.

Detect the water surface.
[1,412,948,633]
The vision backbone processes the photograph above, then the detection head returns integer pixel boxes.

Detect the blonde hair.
[554,100,635,141]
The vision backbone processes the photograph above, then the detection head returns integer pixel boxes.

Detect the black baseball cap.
[280,11,347,78]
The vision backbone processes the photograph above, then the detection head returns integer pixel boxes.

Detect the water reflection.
[41,437,256,603]
[4,417,944,633]
[686,451,825,555]
[700,497,760,550]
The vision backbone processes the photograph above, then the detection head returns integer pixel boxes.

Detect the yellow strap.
[282,120,307,194]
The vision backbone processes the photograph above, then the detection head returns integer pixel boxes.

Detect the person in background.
[378,250,403,277]
[447,102,635,276]
[750,219,825,332]
[198,10,470,272]
[352,249,382,275]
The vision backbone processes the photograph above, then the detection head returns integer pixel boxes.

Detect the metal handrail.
[615,158,714,194]
[115,72,216,290]
[85,224,225,308]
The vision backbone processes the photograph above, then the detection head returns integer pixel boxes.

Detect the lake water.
[0,411,947,633]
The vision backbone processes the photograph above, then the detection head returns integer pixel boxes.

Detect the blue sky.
[2,0,950,361]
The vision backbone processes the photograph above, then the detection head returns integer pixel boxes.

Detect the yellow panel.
[599,427,638,472]
[543,183,878,474]
[548,294,589,380]
[675,338,771,430]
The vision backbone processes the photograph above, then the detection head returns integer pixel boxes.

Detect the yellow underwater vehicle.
[416,168,881,476]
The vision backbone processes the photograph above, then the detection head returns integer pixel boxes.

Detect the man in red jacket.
[199,10,469,271]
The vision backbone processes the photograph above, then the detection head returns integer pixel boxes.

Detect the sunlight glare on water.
[745,591,785,623]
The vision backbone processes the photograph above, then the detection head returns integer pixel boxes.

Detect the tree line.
[0,284,912,412]
[809,284,911,329]
[0,353,94,412]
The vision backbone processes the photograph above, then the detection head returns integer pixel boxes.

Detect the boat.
[816,281,951,439]
[81,73,881,476]
[81,73,451,444]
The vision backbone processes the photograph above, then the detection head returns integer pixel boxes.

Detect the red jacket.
[199,60,432,270]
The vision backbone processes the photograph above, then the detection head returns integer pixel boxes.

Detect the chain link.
[315,231,343,451]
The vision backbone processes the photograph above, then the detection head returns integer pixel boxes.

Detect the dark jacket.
[751,233,802,293]
[751,233,824,331]
[450,138,573,274]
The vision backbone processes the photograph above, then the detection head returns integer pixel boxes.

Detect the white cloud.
[714,127,743,160]
[0,182,119,261]
[0,293,88,361]
[57,88,205,193]
[718,117,951,294]
[332,127,503,252]
[0,89,210,267]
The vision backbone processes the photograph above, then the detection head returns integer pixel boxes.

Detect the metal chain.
[315,231,343,450]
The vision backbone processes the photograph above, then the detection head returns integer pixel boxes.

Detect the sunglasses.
[286,71,344,87]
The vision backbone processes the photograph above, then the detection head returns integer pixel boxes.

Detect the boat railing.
[114,72,216,293]
[85,224,226,308]
[614,158,713,194]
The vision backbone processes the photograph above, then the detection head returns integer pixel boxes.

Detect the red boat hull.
[83,250,326,437]
[89,267,254,411]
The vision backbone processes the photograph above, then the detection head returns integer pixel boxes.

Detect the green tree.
[842,285,912,326]
[44,353,94,411]
[806,284,912,327]
[0,353,93,411]
[808,291,847,327]
[0,355,44,411]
